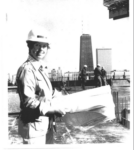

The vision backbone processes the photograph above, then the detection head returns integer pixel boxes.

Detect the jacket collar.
[27,55,46,71]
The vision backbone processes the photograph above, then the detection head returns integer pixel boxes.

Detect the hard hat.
[97,64,101,67]
[26,29,49,43]
[84,65,87,68]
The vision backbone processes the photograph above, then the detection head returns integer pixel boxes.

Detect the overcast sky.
[2,0,133,75]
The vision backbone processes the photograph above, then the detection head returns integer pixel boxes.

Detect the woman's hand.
[39,100,69,116]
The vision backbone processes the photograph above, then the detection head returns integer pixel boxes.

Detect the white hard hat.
[26,29,49,43]
[97,64,101,67]
[84,65,87,68]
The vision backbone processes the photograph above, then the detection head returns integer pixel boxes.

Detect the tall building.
[79,34,94,72]
[96,48,112,72]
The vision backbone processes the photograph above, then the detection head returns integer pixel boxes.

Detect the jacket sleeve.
[18,67,40,109]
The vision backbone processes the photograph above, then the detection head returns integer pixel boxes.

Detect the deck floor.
[8,117,130,144]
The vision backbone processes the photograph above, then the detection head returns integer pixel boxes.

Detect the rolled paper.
[51,85,115,122]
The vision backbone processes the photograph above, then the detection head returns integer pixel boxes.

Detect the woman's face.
[30,42,48,61]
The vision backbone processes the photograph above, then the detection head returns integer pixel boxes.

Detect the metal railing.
[110,70,130,80]
[8,70,130,86]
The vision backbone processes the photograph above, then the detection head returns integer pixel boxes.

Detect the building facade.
[79,34,94,72]
[96,48,112,72]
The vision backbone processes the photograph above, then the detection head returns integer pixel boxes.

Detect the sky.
[1,0,133,75]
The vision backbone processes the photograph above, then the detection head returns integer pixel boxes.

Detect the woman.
[17,29,65,144]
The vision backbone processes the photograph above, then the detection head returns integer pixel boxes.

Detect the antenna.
[81,20,83,35]
[6,13,8,22]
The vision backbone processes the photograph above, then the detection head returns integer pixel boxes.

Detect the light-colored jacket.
[17,56,53,139]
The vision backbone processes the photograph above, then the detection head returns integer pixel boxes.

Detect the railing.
[42,70,130,83]
[8,70,130,92]
[8,70,130,86]
[110,70,130,80]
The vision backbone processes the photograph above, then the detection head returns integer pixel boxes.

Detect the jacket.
[16,56,53,138]
[101,69,107,78]
[94,67,102,77]
[81,68,87,81]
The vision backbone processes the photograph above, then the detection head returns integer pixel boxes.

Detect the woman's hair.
[26,41,50,52]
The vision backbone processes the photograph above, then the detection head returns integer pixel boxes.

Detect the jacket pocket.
[18,116,49,139]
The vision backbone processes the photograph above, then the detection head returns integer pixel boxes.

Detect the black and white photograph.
[1,0,133,149]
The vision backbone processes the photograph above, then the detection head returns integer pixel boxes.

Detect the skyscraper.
[79,34,94,72]
[96,48,112,72]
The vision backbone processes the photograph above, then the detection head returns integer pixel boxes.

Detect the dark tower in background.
[79,34,94,72]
